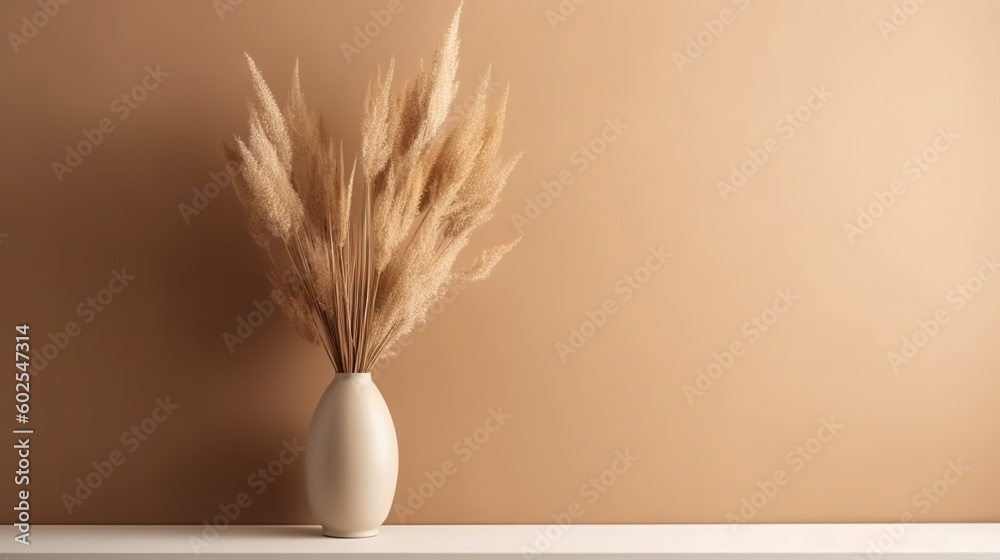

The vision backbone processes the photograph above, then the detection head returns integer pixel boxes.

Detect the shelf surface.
[3,523,999,558]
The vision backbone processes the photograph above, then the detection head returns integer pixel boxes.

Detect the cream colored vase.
[306,372,398,538]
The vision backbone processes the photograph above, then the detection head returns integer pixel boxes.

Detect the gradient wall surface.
[1,0,998,524]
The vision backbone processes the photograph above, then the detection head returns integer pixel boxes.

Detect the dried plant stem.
[228,4,520,374]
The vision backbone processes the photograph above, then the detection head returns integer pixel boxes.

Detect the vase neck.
[335,372,372,381]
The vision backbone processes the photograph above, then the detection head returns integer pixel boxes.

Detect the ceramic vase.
[305,372,398,538]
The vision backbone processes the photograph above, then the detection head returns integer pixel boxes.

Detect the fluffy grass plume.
[227,4,520,374]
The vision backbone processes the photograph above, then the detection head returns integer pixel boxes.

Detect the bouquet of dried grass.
[226,5,520,374]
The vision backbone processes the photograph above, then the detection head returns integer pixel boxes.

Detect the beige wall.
[2,0,999,525]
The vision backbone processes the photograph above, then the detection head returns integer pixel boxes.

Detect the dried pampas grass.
[226,4,520,374]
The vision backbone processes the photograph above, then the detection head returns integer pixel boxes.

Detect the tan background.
[1,0,998,525]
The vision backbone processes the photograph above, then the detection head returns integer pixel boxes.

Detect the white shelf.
[3,524,999,558]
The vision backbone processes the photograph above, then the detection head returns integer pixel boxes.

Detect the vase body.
[306,372,398,538]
